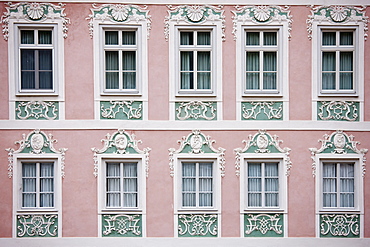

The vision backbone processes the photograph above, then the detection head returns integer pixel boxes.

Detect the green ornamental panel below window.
[16,101,59,120]
[102,214,142,237]
[175,101,217,121]
[320,214,360,238]
[17,214,58,237]
[242,102,283,120]
[317,101,359,121]
[178,214,218,237]
[244,213,283,237]
[100,101,142,120]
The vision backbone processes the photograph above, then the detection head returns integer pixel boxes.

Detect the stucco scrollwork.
[178,214,218,237]
[320,214,359,237]
[242,102,283,120]
[318,101,358,122]
[17,214,58,237]
[102,214,141,236]
[100,101,142,120]
[245,214,283,235]
[176,101,216,121]
[16,101,58,120]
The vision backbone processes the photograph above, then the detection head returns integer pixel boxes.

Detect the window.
[104,29,138,93]
[246,162,279,208]
[21,162,55,209]
[181,162,213,208]
[320,30,355,93]
[245,30,279,93]
[105,161,138,208]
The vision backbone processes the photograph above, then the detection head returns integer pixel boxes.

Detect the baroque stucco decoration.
[1,2,70,40]
[309,130,368,177]
[234,130,292,177]
[232,5,293,40]
[176,101,217,121]
[164,5,225,41]
[168,130,226,177]
[91,129,151,178]
[86,4,152,38]
[307,5,369,40]
[5,129,68,178]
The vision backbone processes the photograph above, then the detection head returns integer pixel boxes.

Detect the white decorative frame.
[232,5,291,120]
[1,2,69,119]
[86,4,151,120]
[6,129,67,238]
[309,130,367,237]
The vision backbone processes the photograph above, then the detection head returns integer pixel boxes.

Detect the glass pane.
[197,32,211,45]
[40,193,54,207]
[248,163,261,177]
[122,31,136,45]
[39,50,52,70]
[246,73,259,90]
[39,30,52,44]
[21,50,35,70]
[197,73,210,89]
[21,30,34,44]
[123,193,137,207]
[340,32,353,46]
[265,163,278,177]
[106,72,119,89]
[323,193,337,207]
[322,32,336,46]
[322,73,336,90]
[322,52,336,71]
[106,51,119,70]
[263,52,276,71]
[340,163,354,177]
[182,193,196,207]
[180,32,193,45]
[263,73,276,90]
[248,193,261,207]
[197,52,210,71]
[123,163,137,177]
[340,193,354,207]
[246,32,259,46]
[105,31,118,45]
[182,163,196,177]
[340,52,353,71]
[107,163,120,176]
[122,51,136,70]
[181,51,193,71]
[263,32,277,46]
[123,72,136,89]
[199,193,212,207]
[181,72,194,89]
[265,193,278,207]
[246,52,259,71]
[107,193,120,207]
[340,73,353,90]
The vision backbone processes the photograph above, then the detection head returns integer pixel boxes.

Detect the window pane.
[122,31,136,45]
[246,52,259,71]
[263,52,277,90]
[248,163,261,177]
[265,193,278,207]
[181,51,194,89]
[197,51,211,89]
[322,52,335,71]
[39,50,52,70]
[22,163,36,207]
[340,52,353,89]
[105,31,118,45]
[263,32,277,46]
[322,32,336,46]
[246,32,259,46]
[340,32,353,46]
[21,30,34,44]
[265,163,278,177]
[340,52,353,71]
[21,50,35,70]
[246,73,259,90]
[106,162,120,208]
[106,51,119,70]
[323,163,337,207]
[197,32,210,45]
[123,163,137,207]
[248,193,261,207]
[105,51,119,89]
[39,30,52,44]
[182,162,196,207]
[180,32,193,45]
[106,73,119,89]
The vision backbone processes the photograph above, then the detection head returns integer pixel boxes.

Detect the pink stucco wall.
[0,3,9,120]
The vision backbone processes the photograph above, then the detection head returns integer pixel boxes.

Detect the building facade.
[0,0,369,246]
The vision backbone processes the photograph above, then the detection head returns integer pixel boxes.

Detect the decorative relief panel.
[309,130,368,177]
[169,130,225,177]
[320,214,359,238]
[242,102,283,120]
[165,5,225,41]
[102,214,142,237]
[87,4,151,38]
[178,214,218,237]
[232,5,292,40]
[318,101,359,122]
[234,130,292,177]
[16,101,59,120]
[5,129,67,178]
[1,2,70,40]
[307,5,369,40]
[244,214,283,237]
[17,214,58,237]
[175,101,216,121]
[91,129,151,177]
[100,101,142,120]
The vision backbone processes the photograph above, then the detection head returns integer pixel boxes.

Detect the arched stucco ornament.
[309,130,368,177]
[168,130,226,178]
[91,129,151,178]
[164,5,225,41]
[86,4,152,39]
[307,5,369,40]
[234,130,292,177]
[5,129,68,178]
[232,5,293,40]
[1,2,70,40]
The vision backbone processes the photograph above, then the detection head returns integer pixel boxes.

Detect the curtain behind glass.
[323,163,337,207]
[122,51,136,89]
[248,163,261,207]
[197,32,210,45]
[22,163,37,207]
[122,31,136,45]
[199,163,212,207]
[182,163,196,207]
[197,51,211,89]
[263,52,277,90]
[106,163,121,207]
[180,51,194,89]
[340,52,353,90]
[105,51,119,89]
[40,163,54,207]
[265,163,279,207]
[123,163,138,207]
[39,50,53,89]
[263,32,277,46]
[246,52,260,90]
[21,50,36,89]
[322,52,336,90]
[340,163,354,207]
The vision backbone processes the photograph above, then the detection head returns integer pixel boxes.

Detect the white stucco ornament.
[30,133,45,154]
[333,133,346,149]
[26,3,44,20]
[190,134,203,153]
[114,134,128,151]
[254,6,271,22]
[257,134,269,150]
[330,6,348,22]
[111,5,129,21]
[186,5,205,22]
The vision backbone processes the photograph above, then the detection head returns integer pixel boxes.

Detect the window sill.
[319,209,361,213]
[243,208,285,213]
[16,92,59,97]
[17,209,58,213]
[100,208,142,214]
[177,208,219,213]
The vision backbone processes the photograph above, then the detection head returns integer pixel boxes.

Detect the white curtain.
[263,32,277,46]
[21,50,35,89]
[182,163,196,207]
[246,52,259,90]
[180,51,194,89]
[40,163,54,207]
[105,51,119,89]
[340,163,354,207]
[323,163,337,207]
[263,52,277,90]
[339,52,353,90]
[38,49,53,89]
[246,32,259,46]
[199,163,213,207]
[197,51,211,89]
[122,51,136,89]
[106,162,121,207]
[265,163,279,207]
[322,52,336,90]
[22,163,37,207]
[248,163,262,207]
[123,163,138,207]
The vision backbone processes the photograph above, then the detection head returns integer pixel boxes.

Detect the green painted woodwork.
[17,214,58,237]
[320,214,359,238]
[102,214,142,237]
[16,101,59,120]
[317,101,359,121]
[242,102,283,120]
[178,214,218,237]
[244,213,283,237]
[175,102,217,121]
[100,101,142,120]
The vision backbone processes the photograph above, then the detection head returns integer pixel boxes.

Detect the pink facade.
[0,1,369,245]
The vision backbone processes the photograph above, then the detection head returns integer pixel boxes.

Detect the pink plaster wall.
[64,4,94,120]
[289,6,312,120]
[0,3,9,120]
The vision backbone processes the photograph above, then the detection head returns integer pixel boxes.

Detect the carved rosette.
[320,214,359,237]
[245,214,283,237]
[86,4,151,38]
[309,130,368,177]
[176,101,217,121]
[168,130,225,177]
[318,101,359,122]
[242,102,283,120]
[178,214,218,237]
[232,5,292,40]
[1,2,70,40]
[5,129,68,178]
[91,129,151,177]
[307,5,369,40]
[100,101,142,120]
[17,214,58,237]
[16,101,58,120]
[102,214,142,237]
[165,5,225,41]
[234,130,292,177]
